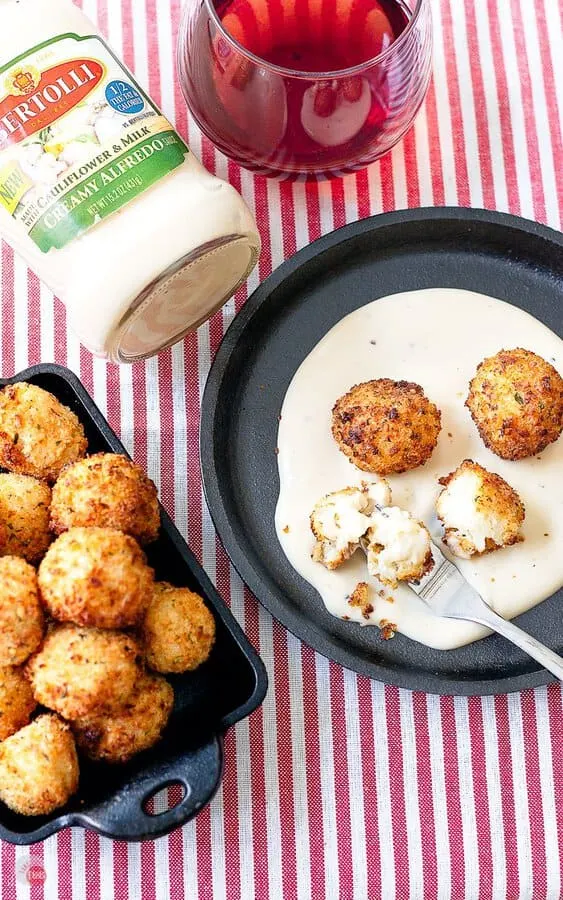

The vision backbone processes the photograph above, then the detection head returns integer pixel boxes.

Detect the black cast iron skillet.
[0,364,267,844]
[201,207,563,696]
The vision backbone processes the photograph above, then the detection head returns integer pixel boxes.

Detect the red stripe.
[412,692,438,900]
[302,646,326,900]
[385,686,409,898]
[508,0,546,222]
[439,0,470,205]
[494,694,520,899]
[356,677,381,900]
[440,696,465,896]
[221,727,242,900]
[546,684,563,864]
[533,0,563,224]
[520,689,547,900]
[1,244,15,376]
[329,662,353,898]
[379,151,395,211]
[84,832,102,900]
[462,0,497,210]
[402,127,420,208]
[271,621,298,898]
[486,0,521,214]
[468,696,493,900]
[424,78,446,206]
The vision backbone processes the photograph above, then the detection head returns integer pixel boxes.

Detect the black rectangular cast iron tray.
[0,364,268,845]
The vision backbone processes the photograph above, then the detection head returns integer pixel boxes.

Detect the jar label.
[0,34,189,252]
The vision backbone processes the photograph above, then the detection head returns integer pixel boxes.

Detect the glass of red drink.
[178,0,432,177]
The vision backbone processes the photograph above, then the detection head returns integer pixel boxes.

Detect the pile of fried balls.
[0,383,216,817]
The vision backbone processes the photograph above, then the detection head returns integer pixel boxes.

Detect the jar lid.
[110,235,259,362]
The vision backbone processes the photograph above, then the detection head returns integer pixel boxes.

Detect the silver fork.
[410,541,563,680]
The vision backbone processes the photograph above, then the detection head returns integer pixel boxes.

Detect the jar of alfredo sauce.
[0,0,260,361]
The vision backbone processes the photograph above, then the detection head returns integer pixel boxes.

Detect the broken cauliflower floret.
[436,459,525,559]
[365,507,433,588]
[310,480,391,570]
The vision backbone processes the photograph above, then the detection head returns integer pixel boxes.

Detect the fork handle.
[469,607,563,681]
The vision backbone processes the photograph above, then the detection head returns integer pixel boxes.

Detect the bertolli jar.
[0,0,260,361]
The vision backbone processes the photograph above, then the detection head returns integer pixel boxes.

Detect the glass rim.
[200,0,425,80]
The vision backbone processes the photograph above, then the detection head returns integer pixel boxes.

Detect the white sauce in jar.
[275,289,563,650]
[0,0,259,362]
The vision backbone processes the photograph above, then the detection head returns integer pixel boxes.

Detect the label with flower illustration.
[0,33,189,252]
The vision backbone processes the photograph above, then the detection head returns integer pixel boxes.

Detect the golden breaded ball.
[332,379,441,475]
[0,666,37,741]
[38,527,154,629]
[73,672,174,763]
[141,583,216,674]
[0,715,79,816]
[51,453,160,545]
[0,383,87,482]
[436,459,525,558]
[26,624,142,720]
[0,474,52,563]
[466,348,563,460]
[0,557,44,666]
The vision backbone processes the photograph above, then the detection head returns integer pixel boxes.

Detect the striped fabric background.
[0,0,562,897]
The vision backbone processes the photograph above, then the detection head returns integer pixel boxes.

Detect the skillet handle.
[76,734,223,841]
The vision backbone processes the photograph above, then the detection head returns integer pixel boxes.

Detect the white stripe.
[13,258,28,373]
[70,829,86,900]
[42,835,59,900]
[342,670,367,900]
[399,689,424,900]
[182,821,199,899]
[533,688,561,900]
[98,836,116,900]
[126,844,142,900]
[448,0,484,208]
[392,139,409,210]
[542,0,563,136]
[507,691,533,900]
[429,0,458,205]
[14,846,29,900]
[208,783,227,900]
[256,612,284,899]
[494,0,535,218]
[293,183,311,252]
[154,836,171,900]
[314,654,339,900]
[472,0,509,212]
[518,0,561,229]
[40,284,55,365]
[480,696,507,900]
[371,683,395,899]
[454,697,480,900]
[286,632,312,900]
[425,694,452,900]
[413,105,435,207]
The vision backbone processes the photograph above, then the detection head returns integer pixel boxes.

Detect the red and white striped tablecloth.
[1,0,562,897]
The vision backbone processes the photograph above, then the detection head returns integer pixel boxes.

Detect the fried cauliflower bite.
[38,527,154,629]
[0,557,44,666]
[73,672,174,763]
[51,453,160,545]
[436,459,525,559]
[0,383,87,482]
[365,507,433,588]
[141,583,216,673]
[0,715,79,816]
[0,666,37,741]
[26,625,142,720]
[466,348,563,460]
[332,379,441,475]
[310,480,392,570]
[0,474,52,563]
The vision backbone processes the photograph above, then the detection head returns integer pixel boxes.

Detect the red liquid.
[183,0,414,174]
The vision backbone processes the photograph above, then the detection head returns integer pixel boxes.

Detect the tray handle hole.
[143,781,187,817]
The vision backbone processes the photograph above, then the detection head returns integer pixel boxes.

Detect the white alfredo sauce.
[0,0,259,361]
[275,289,563,650]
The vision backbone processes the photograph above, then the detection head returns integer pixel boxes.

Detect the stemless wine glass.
[178,0,432,178]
